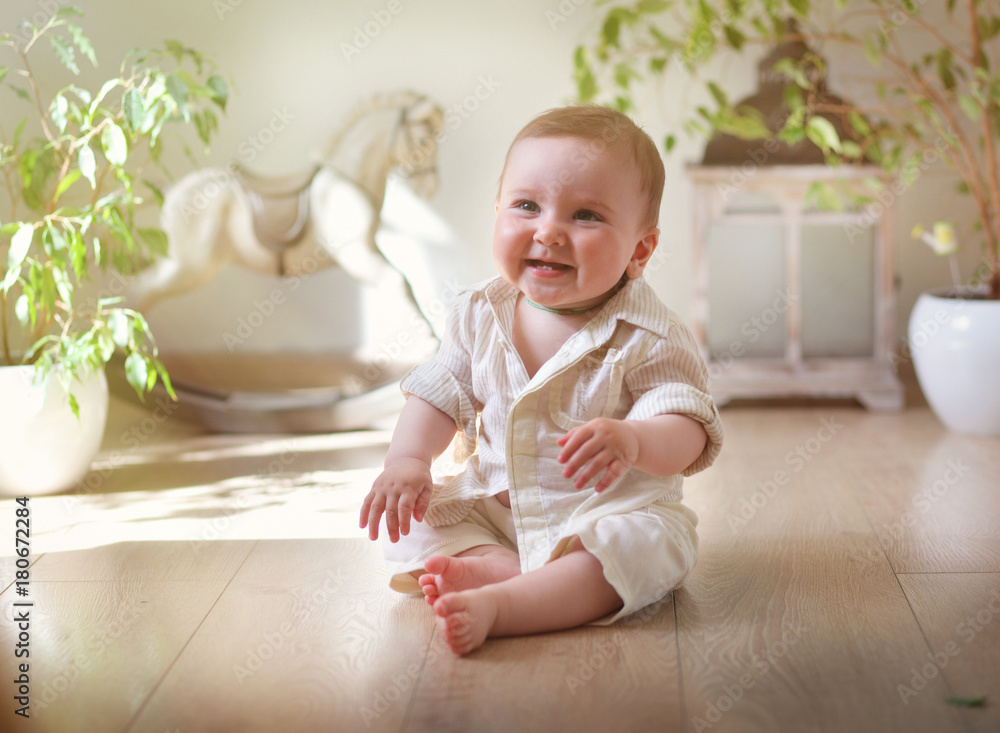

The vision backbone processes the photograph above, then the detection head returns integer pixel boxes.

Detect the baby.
[360,105,723,655]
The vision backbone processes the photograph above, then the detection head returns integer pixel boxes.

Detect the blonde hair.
[497,105,665,228]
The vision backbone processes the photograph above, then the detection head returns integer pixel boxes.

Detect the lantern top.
[700,19,869,167]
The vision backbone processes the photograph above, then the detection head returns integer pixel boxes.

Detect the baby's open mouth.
[527,259,571,271]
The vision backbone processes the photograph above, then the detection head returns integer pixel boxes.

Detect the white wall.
[1,0,981,364]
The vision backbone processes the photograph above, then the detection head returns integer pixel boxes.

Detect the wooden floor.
[2,392,999,732]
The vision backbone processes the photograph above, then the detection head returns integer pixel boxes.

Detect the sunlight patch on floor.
[2,467,378,556]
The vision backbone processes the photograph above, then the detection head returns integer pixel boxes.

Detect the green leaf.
[8,85,31,102]
[52,267,72,304]
[123,89,146,132]
[614,62,639,90]
[51,94,69,133]
[0,67,8,85]
[67,23,98,67]
[636,0,669,12]
[945,695,987,708]
[207,74,228,111]
[783,84,804,111]
[165,74,189,111]
[14,293,30,326]
[142,179,165,207]
[101,122,128,166]
[91,78,120,114]
[958,94,981,122]
[68,392,80,421]
[78,144,96,188]
[45,223,68,254]
[155,358,176,400]
[139,227,169,256]
[937,48,956,91]
[3,224,34,291]
[707,81,728,108]
[54,168,82,202]
[107,310,130,348]
[788,0,810,16]
[68,228,86,279]
[664,134,676,152]
[840,140,862,159]
[602,14,622,49]
[49,36,80,75]
[723,25,745,51]
[806,116,842,154]
[96,326,115,362]
[574,47,597,102]
[864,38,882,68]
[848,111,872,137]
[124,351,149,396]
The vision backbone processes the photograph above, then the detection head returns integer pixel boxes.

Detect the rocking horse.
[127,91,447,432]
[132,90,445,334]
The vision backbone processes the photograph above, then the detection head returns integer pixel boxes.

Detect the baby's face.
[493,135,657,312]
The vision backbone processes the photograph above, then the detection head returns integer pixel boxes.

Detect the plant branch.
[876,9,987,207]
[966,0,1000,292]
[0,290,11,365]
[883,0,975,67]
[19,49,60,154]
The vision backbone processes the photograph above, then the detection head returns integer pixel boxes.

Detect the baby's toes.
[418,573,440,604]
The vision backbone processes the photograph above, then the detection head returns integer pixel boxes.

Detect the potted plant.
[574,0,1000,433]
[0,6,227,494]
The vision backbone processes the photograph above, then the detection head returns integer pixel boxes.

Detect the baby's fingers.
[359,492,373,529]
[412,487,432,524]
[396,493,417,537]
[557,426,591,465]
[594,458,626,492]
[364,494,386,540]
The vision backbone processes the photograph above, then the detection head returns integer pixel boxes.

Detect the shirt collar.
[484,275,675,344]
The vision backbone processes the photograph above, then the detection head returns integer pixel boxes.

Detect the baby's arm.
[556,415,708,491]
[360,396,458,542]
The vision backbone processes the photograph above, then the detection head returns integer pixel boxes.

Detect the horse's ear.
[407,95,443,126]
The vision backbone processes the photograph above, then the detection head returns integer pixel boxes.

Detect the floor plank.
[28,539,255,582]
[0,577,230,733]
[849,430,1000,573]
[405,593,680,733]
[677,408,970,733]
[898,573,1000,733]
[129,539,432,733]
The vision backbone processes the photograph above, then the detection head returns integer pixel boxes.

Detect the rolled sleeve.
[625,321,723,476]
[400,291,482,461]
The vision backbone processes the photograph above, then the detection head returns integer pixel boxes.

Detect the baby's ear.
[626,228,659,278]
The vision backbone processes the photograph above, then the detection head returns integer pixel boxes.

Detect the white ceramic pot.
[909,286,1000,435]
[0,365,109,495]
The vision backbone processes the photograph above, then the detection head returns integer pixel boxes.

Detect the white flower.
[912,221,958,256]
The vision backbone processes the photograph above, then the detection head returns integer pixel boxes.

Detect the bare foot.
[433,588,500,655]
[418,552,520,606]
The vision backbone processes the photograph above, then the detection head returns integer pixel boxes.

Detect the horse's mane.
[311,90,429,166]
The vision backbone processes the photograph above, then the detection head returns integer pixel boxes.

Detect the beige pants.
[382,494,699,625]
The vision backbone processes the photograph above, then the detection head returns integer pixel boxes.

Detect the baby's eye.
[574,209,602,222]
[515,200,539,212]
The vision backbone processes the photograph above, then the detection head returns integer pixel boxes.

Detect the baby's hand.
[556,418,640,492]
[359,458,434,542]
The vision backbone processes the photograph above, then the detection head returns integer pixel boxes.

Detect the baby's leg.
[414,544,521,606]
[433,544,622,655]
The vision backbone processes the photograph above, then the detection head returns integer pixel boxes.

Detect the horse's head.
[316,91,445,203]
[389,93,444,199]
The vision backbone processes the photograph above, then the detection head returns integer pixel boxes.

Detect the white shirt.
[400,276,723,574]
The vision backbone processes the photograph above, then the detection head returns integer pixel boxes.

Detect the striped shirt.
[400,275,724,574]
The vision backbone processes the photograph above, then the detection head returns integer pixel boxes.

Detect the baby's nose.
[533,216,566,246]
